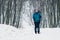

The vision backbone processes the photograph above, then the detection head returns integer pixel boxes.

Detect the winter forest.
[0,0,60,28]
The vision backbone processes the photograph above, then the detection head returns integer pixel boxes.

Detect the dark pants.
[34,22,40,34]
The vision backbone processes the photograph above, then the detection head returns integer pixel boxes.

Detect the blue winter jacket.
[33,12,42,22]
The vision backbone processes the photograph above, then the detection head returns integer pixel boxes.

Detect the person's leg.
[37,22,40,34]
[35,26,37,34]
[34,22,37,34]
[38,27,40,34]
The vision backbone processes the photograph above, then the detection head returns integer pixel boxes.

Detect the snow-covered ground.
[0,1,60,40]
[0,24,60,40]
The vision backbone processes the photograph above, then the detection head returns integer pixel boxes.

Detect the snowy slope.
[0,24,60,40]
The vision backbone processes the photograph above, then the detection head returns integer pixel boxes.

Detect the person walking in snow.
[33,9,42,34]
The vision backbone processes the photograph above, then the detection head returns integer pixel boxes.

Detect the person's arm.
[32,13,35,25]
[33,13,35,20]
[39,13,42,21]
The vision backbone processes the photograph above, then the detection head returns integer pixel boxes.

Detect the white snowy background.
[0,0,60,40]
